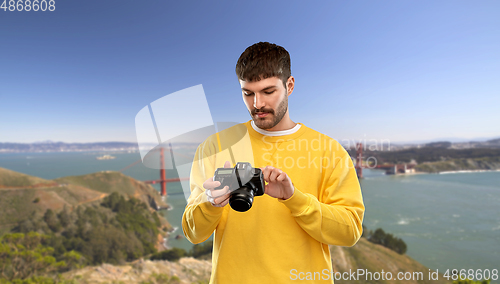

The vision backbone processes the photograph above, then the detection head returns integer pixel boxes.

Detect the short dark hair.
[235,42,291,87]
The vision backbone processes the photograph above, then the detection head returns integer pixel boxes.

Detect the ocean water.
[361,168,500,273]
[1,151,499,273]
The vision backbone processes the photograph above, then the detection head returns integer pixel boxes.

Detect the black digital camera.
[213,162,265,212]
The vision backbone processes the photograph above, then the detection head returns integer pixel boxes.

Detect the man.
[182,42,365,283]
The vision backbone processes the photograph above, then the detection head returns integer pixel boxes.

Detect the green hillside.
[53,171,164,207]
[54,171,138,195]
[415,157,500,173]
[0,167,167,235]
[331,238,451,284]
[0,167,52,187]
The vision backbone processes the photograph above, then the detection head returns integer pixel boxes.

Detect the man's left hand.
[260,166,295,200]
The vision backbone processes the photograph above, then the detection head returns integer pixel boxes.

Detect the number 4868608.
[1,0,55,11]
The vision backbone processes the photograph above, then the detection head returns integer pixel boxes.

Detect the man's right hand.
[204,161,232,207]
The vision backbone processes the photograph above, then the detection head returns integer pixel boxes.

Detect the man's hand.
[204,161,232,207]
[260,166,295,200]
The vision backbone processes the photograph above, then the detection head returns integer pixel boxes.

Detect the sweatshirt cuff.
[197,193,225,216]
[278,187,311,216]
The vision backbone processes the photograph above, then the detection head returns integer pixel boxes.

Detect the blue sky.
[1,0,499,144]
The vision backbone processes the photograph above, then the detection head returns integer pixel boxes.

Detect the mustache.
[252,108,274,115]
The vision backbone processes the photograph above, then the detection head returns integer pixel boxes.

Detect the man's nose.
[253,93,266,109]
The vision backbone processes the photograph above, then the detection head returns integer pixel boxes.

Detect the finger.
[262,166,273,181]
[219,197,230,207]
[211,186,230,198]
[207,190,229,207]
[276,171,287,182]
[224,161,231,168]
[206,186,228,200]
[214,193,230,205]
[211,199,224,207]
[203,179,221,190]
[269,168,282,182]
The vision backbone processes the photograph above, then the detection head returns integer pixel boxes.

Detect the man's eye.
[244,93,253,96]
[265,90,275,94]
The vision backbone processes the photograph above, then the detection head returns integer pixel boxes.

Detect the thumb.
[224,161,231,168]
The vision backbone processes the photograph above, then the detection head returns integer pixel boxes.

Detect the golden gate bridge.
[118,144,408,197]
[354,143,415,178]
[118,147,188,197]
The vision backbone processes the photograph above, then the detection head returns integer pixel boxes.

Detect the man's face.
[240,76,291,130]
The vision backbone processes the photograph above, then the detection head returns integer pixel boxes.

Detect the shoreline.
[369,168,500,176]
[411,168,500,175]
[435,168,500,174]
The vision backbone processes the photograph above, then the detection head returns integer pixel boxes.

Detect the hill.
[0,167,52,188]
[62,258,212,284]
[0,167,168,235]
[53,170,165,208]
[57,238,450,284]
[0,168,452,283]
[331,238,450,284]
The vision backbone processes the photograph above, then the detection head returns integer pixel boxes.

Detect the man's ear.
[286,76,295,96]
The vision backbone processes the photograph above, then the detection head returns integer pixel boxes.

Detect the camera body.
[213,162,265,212]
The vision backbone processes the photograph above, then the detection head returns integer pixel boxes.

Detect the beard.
[250,94,288,130]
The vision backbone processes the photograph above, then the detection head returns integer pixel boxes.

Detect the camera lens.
[229,187,254,212]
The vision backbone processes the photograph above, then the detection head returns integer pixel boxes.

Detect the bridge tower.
[160,147,167,196]
[355,143,363,179]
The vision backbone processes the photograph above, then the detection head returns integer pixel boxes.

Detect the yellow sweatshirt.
[182,121,365,283]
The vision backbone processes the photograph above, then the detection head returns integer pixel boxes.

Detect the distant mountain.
[0,141,139,153]
[351,137,500,152]
[424,141,452,148]
[0,167,168,235]
[0,141,200,153]
[390,136,500,144]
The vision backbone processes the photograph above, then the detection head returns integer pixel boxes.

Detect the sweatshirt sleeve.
[279,148,365,247]
[181,141,224,244]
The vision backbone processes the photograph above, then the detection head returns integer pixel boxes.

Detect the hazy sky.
[1,0,499,144]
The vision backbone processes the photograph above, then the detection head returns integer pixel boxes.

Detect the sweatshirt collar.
[251,120,302,136]
[245,120,307,142]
